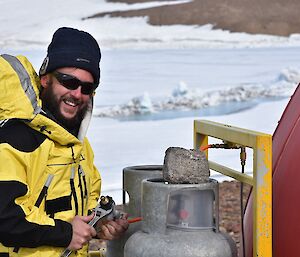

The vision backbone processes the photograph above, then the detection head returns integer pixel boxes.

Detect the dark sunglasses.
[51,71,97,95]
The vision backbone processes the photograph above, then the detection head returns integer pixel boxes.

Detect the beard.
[40,80,89,134]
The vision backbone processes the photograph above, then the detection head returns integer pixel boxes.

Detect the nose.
[69,86,82,98]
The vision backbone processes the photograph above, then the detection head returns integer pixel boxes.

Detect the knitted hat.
[39,27,101,85]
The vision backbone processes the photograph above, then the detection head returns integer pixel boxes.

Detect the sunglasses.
[51,71,97,95]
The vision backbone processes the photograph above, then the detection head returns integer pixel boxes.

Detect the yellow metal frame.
[194,120,272,257]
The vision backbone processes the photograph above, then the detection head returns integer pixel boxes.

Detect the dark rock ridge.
[85,0,300,36]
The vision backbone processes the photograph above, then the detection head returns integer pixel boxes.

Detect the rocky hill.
[85,0,300,36]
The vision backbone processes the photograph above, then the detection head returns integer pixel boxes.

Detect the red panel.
[244,84,300,257]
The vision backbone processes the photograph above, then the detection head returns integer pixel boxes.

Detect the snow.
[0,0,299,203]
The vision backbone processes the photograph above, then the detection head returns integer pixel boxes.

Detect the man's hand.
[96,214,129,240]
[67,214,97,250]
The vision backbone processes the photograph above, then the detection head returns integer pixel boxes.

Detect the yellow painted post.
[194,120,208,158]
[253,136,272,257]
[193,119,272,257]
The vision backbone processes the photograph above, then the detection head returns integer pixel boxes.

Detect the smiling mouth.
[63,98,80,107]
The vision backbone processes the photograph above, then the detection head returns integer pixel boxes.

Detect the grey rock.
[163,147,210,184]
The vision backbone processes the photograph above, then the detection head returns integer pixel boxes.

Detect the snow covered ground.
[1,0,300,203]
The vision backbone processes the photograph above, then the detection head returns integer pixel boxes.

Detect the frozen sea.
[1,0,300,203]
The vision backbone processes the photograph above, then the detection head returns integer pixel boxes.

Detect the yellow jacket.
[0,54,101,256]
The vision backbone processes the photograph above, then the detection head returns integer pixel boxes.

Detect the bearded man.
[0,27,128,257]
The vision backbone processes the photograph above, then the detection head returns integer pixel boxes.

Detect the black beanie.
[39,27,101,85]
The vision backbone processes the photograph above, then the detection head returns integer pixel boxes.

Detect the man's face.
[40,67,94,131]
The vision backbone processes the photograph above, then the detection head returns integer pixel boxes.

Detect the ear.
[40,74,50,89]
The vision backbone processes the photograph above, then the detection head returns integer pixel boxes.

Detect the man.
[0,27,128,256]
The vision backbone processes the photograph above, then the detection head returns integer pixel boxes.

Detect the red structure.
[244,84,300,257]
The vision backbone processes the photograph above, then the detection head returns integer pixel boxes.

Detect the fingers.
[79,212,95,223]
[97,218,129,240]
[115,218,129,231]
[99,223,119,240]
[121,213,129,219]
[99,223,115,240]
[90,226,97,238]
[67,215,97,251]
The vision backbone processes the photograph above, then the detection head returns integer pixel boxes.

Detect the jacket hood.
[0,54,93,145]
[0,54,42,121]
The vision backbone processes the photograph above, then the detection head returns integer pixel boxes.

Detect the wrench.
[61,196,120,257]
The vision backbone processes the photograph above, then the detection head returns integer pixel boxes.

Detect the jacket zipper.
[70,167,79,215]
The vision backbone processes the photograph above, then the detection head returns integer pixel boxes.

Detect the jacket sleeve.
[0,144,72,248]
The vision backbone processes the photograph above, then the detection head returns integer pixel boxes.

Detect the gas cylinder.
[124,178,237,257]
[106,165,163,257]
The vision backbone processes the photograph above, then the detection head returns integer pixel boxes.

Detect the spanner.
[60,195,121,257]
